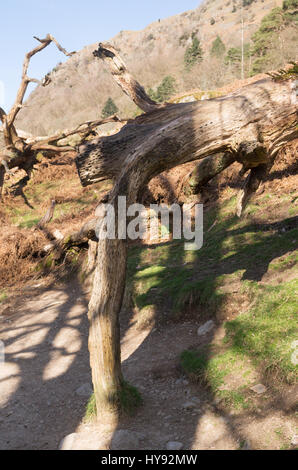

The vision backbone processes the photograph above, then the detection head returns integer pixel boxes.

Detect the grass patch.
[11,208,40,228]
[180,348,231,389]
[268,252,298,272]
[125,191,298,326]
[225,279,298,383]
[219,389,251,410]
[0,290,7,303]
[85,393,96,420]
[180,348,252,410]
[180,279,297,411]
[84,381,142,420]
[174,277,224,314]
[119,381,143,416]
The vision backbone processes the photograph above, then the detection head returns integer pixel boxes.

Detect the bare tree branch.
[0,107,23,150]
[180,152,236,196]
[31,144,74,153]
[37,199,56,228]
[6,34,76,132]
[0,107,6,123]
[93,43,162,113]
[0,37,132,190]
[76,78,297,190]
[34,35,76,57]
[29,115,126,149]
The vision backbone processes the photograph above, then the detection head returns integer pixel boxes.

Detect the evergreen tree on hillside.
[250,3,297,74]
[148,88,157,101]
[282,0,298,11]
[210,35,226,58]
[252,7,285,58]
[148,76,177,103]
[101,97,118,118]
[282,0,298,22]
[184,36,203,69]
[155,76,177,102]
[225,44,251,75]
[225,47,241,65]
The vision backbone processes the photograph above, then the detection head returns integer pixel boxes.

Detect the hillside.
[16,0,297,135]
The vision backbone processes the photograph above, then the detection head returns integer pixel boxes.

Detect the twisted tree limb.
[28,115,125,149]
[0,37,129,199]
[4,35,75,138]
[93,43,162,113]
[0,34,78,180]
[74,42,298,417]
[40,217,98,258]
[76,78,297,188]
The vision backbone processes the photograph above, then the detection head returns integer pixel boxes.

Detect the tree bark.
[181,152,236,196]
[88,237,126,416]
[93,43,161,113]
[77,78,297,187]
[75,74,297,416]
[236,156,276,217]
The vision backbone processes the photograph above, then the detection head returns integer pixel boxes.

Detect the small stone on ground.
[166,441,183,450]
[250,384,267,395]
[75,383,93,397]
[182,401,198,410]
[197,320,215,336]
[111,430,143,450]
[59,433,77,450]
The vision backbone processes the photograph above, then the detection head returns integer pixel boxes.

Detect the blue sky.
[0,0,201,110]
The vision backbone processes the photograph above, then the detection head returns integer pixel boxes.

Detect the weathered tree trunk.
[88,213,127,417]
[236,158,275,217]
[75,70,297,416]
[181,152,236,196]
[77,79,297,188]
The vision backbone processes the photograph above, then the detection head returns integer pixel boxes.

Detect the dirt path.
[0,281,296,450]
[0,281,90,450]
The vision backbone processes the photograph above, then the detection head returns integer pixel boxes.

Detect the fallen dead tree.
[73,44,297,417]
[0,35,126,199]
[1,40,296,418]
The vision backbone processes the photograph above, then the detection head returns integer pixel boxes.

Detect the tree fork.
[75,44,297,417]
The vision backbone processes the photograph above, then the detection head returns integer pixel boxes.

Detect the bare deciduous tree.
[74,43,297,417]
[0,35,126,198]
[3,38,296,418]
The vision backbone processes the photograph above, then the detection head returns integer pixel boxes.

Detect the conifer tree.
[184,36,203,69]
[210,35,226,58]
[101,97,118,118]
[155,76,176,102]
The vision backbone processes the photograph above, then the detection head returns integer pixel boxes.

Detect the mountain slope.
[16,0,296,135]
